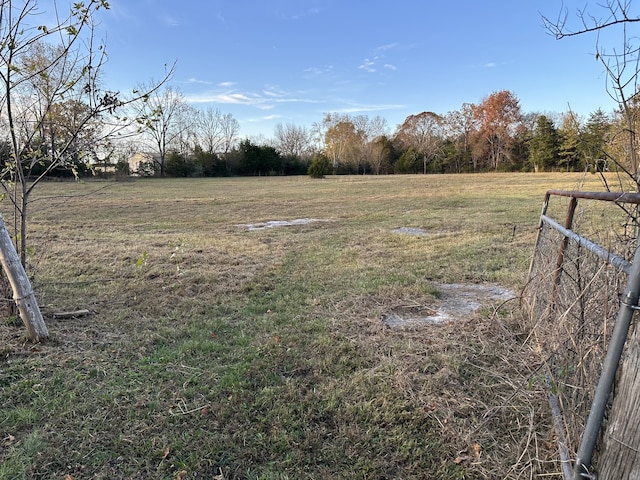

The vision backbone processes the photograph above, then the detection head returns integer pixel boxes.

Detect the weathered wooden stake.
[0,213,47,342]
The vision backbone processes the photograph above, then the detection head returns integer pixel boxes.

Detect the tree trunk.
[20,182,28,267]
[0,213,48,342]
[598,327,640,479]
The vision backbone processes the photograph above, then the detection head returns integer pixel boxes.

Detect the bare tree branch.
[542,0,640,39]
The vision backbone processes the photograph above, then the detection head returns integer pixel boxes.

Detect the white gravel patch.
[238,218,329,231]
[392,227,427,236]
[384,283,516,327]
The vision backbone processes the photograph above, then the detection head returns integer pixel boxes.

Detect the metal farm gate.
[525,190,640,480]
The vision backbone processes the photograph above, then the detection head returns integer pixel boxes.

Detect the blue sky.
[94,1,623,138]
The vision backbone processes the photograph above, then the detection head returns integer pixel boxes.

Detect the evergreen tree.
[529,115,560,171]
[558,113,583,172]
[581,109,611,171]
[165,150,194,177]
[394,147,421,173]
[308,153,331,178]
[239,139,283,175]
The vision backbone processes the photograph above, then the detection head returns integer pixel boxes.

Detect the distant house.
[127,152,157,176]
[90,157,116,175]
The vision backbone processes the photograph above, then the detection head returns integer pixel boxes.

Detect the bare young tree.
[273,122,312,159]
[135,85,190,177]
[353,115,388,174]
[0,0,170,340]
[174,104,200,158]
[443,104,476,172]
[543,1,640,184]
[192,106,238,156]
[219,111,240,154]
[196,106,225,154]
[395,112,444,174]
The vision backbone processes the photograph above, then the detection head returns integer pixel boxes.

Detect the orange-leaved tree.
[471,90,523,171]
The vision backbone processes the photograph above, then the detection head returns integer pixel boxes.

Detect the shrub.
[166,151,195,177]
[307,153,330,178]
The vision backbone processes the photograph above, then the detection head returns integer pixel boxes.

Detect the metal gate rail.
[531,190,640,480]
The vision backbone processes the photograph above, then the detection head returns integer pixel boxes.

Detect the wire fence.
[523,190,640,478]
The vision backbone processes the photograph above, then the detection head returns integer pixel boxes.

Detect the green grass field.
[0,173,608,479]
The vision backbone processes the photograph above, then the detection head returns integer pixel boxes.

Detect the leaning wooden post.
[0,213,47,342]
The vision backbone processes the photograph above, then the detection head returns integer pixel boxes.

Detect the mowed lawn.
[0,173,606,479]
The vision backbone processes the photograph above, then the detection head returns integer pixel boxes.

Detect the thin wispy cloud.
[263,85,288,97]
[287,8,321,20]
[183,91,252,105]
[359,45,400,74]
[161,14,180,27]
[304,65,334,78]
[184,85,323,110]
[248,114,282,123]
[182,78,213,85]
[359,57,378,73]
[333,102,406,114]
[104,0,133,21]
[261,85,324,105]
[468,61,505,69]
[220,92,276,109]
[376,42,399,52]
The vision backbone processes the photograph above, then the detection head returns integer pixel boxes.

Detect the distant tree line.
[5,82,633,180]
[122,88,637,178]
[161,140,309,177]
[311,91,622,176]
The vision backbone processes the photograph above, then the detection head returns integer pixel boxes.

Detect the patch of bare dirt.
[392,227,427,236]
[237,218,330,231]
[384,283,515,326]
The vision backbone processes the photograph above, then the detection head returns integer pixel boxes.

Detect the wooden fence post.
[0,213,48,342]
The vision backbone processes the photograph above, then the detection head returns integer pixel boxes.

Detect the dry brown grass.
[0,173,609,479]
[522,187,638,476]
